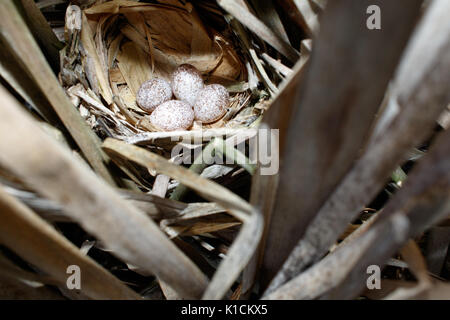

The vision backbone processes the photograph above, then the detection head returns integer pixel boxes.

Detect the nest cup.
[61,0,258,147]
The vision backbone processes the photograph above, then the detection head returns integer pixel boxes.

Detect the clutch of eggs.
[136,64,230,131]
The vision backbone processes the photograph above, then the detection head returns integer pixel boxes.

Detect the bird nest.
[60,0,263,149]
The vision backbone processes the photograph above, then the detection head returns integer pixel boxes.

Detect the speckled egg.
[171,64,204,106]
[149,100,194,131]
[136,78,172,113]
[193,84,230,123]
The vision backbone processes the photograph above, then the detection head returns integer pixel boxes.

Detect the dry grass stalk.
[0,0,115,185]
[322,129,450,300]
[241,39,311,297]
[102,138,263,299]
[218,0,299,62]
[0,86,208,299]
[248,0,290,44]
[0,185,139,300]
[0,38,61,125]
[265,127,450,300]
[266,0,450,293]
[1,180,225,223]
[277,0,321,37]
[15,0,63,71]
[258,0,423,288]
[0,275,64,300]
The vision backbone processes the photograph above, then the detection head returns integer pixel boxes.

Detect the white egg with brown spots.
[193,84,230,123]
[171,64,204,106]
[136,78,172,113]
[149,100,194,131]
